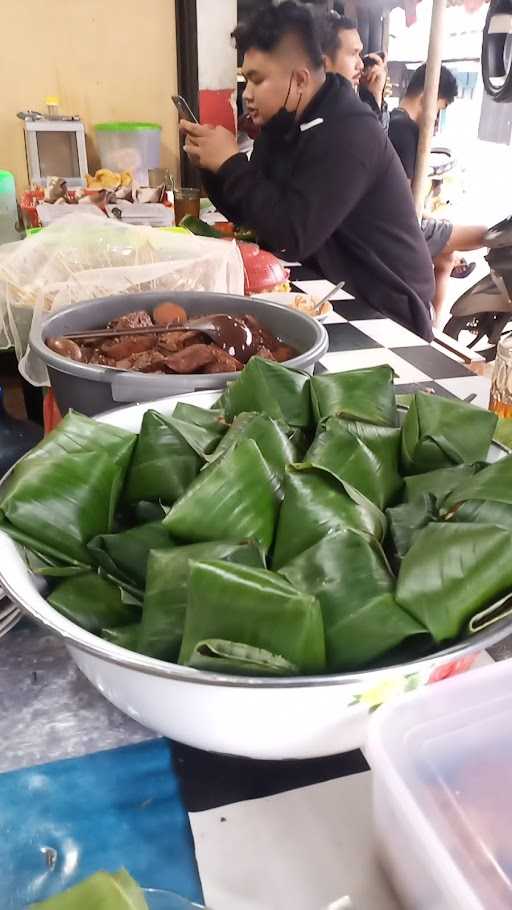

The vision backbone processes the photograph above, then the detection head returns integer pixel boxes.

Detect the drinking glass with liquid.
[490,335,512,418]
[173,187,200,226]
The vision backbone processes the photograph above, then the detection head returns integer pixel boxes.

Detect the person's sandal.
[450,260,476,280]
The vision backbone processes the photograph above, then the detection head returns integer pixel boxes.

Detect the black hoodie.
[203,74,435,341]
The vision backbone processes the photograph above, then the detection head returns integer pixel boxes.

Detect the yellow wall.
[0,0,179,193]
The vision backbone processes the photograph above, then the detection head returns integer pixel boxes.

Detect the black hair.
[232,1,324,70]
[317,10,358,61]
[405,63,458,104]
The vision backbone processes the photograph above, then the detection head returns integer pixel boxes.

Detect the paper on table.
[202,211,228,224]
[294,279,354,301]
[190,772,398,910]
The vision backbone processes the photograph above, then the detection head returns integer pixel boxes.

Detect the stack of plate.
[0,586,20,638]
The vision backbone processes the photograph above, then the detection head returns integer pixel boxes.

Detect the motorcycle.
[444,215,512,357]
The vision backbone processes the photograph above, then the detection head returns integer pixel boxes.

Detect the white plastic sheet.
[0,215,244,386]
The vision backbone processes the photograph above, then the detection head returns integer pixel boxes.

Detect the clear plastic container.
[95,121,161,184]
[46,95,60,118]
[367,660,512,910]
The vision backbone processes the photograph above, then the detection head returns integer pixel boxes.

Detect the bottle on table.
[489,336,512,418]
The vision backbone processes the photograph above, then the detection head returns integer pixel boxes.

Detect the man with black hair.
[389,63,488,322]
[319,11,389,127]
[389,64,458,182]
[181,1,434,340]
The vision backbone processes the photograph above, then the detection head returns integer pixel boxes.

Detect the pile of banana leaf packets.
[1,357,512,677]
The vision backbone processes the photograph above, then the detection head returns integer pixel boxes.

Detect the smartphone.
[172,95,198,123]
[362,51,385,68]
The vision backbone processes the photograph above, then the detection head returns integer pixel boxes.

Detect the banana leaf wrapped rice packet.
[48,572,140,634]
[280,529,429,671]
[396,523,512,642]
[124,409,207,505]
[178,560,326,675]
[272,463,386,569]
[0,412,135,569]
[164,438,280,553]
[401,391,497,475]
[204,411,304,496]
[305,417,402,509]
[88,520,175,593]
[139,540,264,662]
[219,356,313,428]
[310,364,397,426]
[439,455,512,530]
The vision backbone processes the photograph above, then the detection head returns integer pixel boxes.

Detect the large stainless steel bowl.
[0,390,510,759]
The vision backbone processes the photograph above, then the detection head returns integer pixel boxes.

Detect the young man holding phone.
[181,1,434,340]
[319,12,389,127]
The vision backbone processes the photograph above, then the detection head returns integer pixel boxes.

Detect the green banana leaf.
[123,409,202,505]
[0,451,121,568]
[139,540,264,661]
[30,869,148,910]
[20,410,135,468]
[0,412,136,567]
[170,402,228,456]
[306,417,402,509]
[179,560,326,674]
[440,455,512,530]
[387,494,438,559]
[205,411,301,495]
[396,522,512,642]
[272,463,386,569]
[310,365,397,426]
[187,639,299,676]
[48,572,140,634]
[401,392,497,475]
[130,500,167,524]
[102,623,141,650]
[221,356,312,428]
[494,416,512,450]
[404,463,483,503]
[88,520,174,591]
[280,529,427,671]
[164,438,280,552]
[24,548,89,578]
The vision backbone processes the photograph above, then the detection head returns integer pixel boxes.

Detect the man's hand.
[360,53,387,107]
[181,121,239,173]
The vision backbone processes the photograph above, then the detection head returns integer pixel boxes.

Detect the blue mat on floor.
[0,739,202,909]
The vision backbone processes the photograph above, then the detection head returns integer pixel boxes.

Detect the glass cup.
[148,168,174,189]
[489,334,512,417]
[173,187,200,226]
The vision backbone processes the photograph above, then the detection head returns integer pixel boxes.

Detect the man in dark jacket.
[319,11,389,128]
[181,1,434,340]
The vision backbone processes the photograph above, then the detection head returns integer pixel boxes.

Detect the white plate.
[252,291,333,322]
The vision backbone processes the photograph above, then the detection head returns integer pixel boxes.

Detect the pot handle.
[110,372,206,402]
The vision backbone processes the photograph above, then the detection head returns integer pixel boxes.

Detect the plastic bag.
[0,214,244,386]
